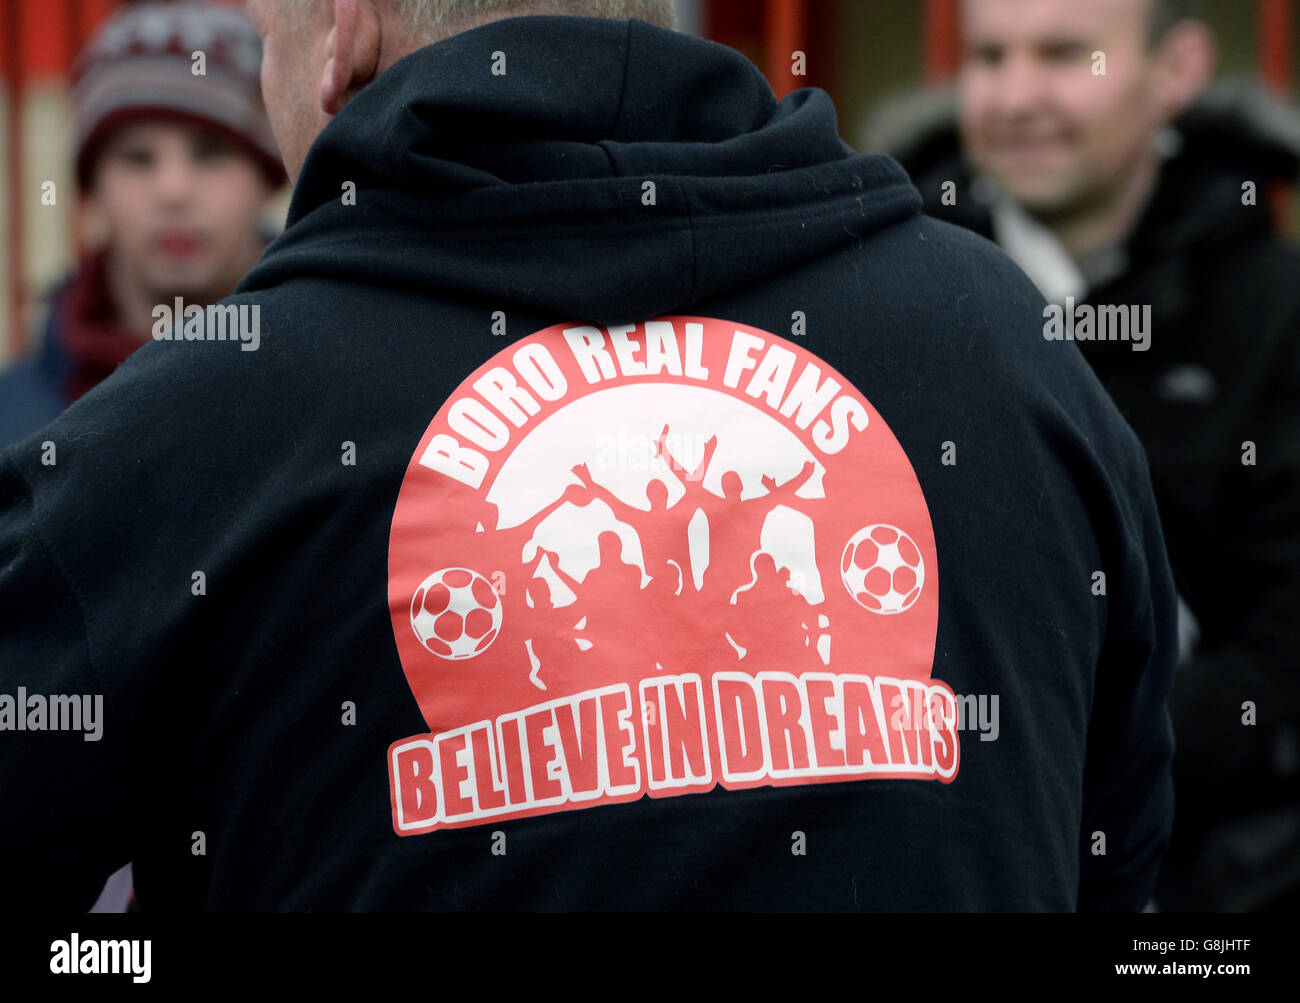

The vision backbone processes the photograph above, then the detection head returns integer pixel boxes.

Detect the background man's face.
[88,121,271,302]
[959,0,1167,216]
[246,0,333,184]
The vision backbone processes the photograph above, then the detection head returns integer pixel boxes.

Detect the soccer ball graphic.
[410,568,502,659]
[841,524,925,614]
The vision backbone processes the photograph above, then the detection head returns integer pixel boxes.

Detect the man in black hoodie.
[0,0,1177,911]
[876,0,1300,911]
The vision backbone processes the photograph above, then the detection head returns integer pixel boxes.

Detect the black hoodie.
[0,15,1176,911]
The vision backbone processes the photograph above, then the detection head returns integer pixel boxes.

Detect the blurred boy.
[0,0,284,444]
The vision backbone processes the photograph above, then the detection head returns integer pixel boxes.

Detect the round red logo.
[387,316,957,834]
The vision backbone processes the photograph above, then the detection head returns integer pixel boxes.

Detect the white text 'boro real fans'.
[386,317,958,834]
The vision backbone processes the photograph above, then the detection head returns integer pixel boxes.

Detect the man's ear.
[1154,19,1217,121]
[320,0,381,116]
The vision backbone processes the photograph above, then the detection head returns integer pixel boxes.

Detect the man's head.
[247,0,677,184]
[958,0,1215,220]
[74,2,285,319]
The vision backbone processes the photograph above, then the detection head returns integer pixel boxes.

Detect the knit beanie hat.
[72,1,286,189]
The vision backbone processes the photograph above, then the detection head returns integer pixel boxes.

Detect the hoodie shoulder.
[856,212,1152,482]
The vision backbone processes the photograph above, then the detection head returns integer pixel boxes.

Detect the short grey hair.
[290,0,677,36]
[409,0,674,29]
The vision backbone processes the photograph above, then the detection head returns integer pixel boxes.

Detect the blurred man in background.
[0,0,284,909]
[877,0,1300,909]
[0,0,284,447]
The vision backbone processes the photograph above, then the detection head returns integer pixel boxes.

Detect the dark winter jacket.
[0,249,164,448]
[0,297,73,448]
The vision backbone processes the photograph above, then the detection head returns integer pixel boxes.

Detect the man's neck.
[1037,152,1162,262]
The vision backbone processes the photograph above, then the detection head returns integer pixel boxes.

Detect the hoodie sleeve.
[0,450,133,910]
[1076,451,1180,912]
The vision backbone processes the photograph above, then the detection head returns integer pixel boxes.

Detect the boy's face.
[86,120,274,306]
[958,0,1169,217]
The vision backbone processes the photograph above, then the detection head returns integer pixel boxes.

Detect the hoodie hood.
[238,14,921,326]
